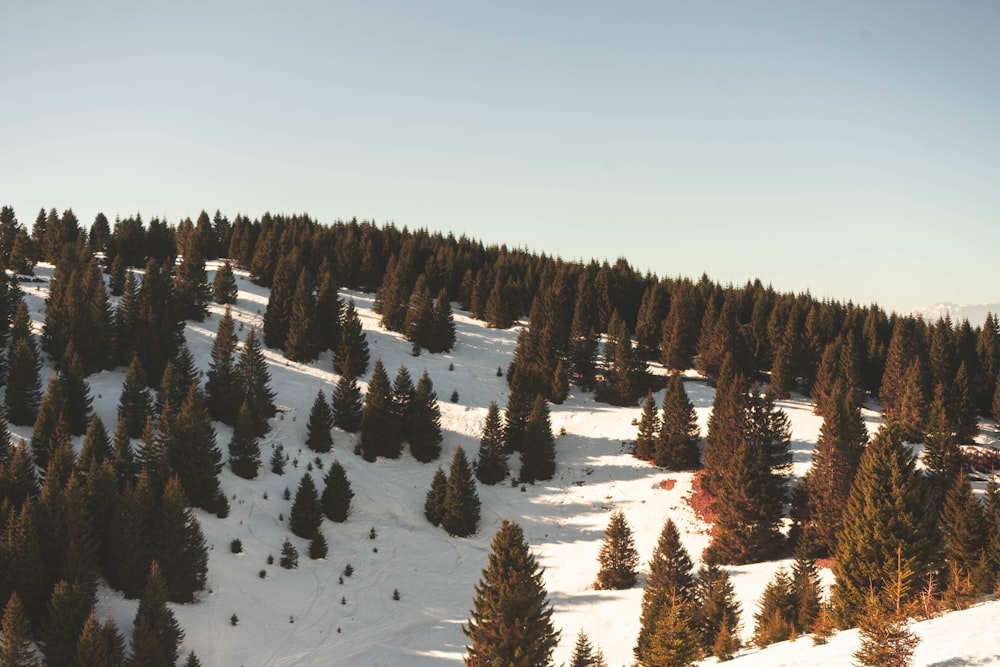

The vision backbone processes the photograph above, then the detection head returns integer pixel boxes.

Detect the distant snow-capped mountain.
[911,302,1000,327]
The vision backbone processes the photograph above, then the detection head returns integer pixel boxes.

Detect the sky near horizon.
[1,1,997,314]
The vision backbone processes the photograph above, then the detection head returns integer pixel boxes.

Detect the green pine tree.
[332,370,363,433]
[408,370,442,463]
[654,373,701,470]
[474,402,508,485]
[305,391,335,453]
[633,391,660,462]
[236,327,276,436]
[321,459,353,523]
[635,518,696,665]
[463,520,559,666]
[205,307,241,425]
[594,510,639,590]
[75,610,126,667]
[228,402,261,480]
[520,395,556,483]
[289,473,323,539]
[5,331,43,426]
[211,261,239,305]
[156,477,208,603]
[441,447,480,538]
[118,355,153,438]
[334,299,369,379]
[692,562,742,658]
[130,561,184,667]
[0,592,41,667]
[360,359,401,462]
[424,467,447,527]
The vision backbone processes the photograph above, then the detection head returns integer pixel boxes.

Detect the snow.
[11,261,1000,666]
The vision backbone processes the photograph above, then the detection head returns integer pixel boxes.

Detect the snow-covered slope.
[12,262,1000,666]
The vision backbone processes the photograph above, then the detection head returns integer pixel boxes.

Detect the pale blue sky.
[2,1,997,313]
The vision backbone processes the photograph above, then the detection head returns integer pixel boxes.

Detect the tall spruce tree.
[205,306,241,425]
[166,385,227,514]
[334,299,369,379]
[156,477,208,603]
[633,391,660,462]
[654,373,701,470]
[130,561,183,667]
[305,391,335,454]
[5,306,43,426]
[313,270,341,353]
[235,327,276,436]
[79,414,113,469]
[228,402,261,480]
[519,395,556,484]
[408,370,442,463]
[0,592,40,667]
[289,473,323,539]
[211,261,238,305]
[59,343,93,435]
[118,355,153,438]
[938,470,988,601]
[463,520,559,666]
[692,562,742,658]
[75,610,126,667]
[284,270,319,362]
[424,467,448,527]
[594,510,639,590]
[321,459,353,523]
[441,446,481,537]
[174,244,211,322]
[428,287,456,353]
[360,359,401,461]
[634,518,696,665]
[332,371,363,433]
[831,424,940,628]
[475,402,508,485]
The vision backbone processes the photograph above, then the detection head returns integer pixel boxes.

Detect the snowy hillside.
[911,302,1000,328]
[12,261,1000,667]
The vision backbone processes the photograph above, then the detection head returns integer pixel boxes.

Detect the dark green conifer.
[644,594,700,667]
[262,254,298,349]
[474,402,508,485]
[633,391,659,462]
[462,520,559,666]
[211,260,239,305]
[360,359,401,461]
[228,403,261,480]
[404,275,433,349]
[111,417,138,487]
[332,371,363,433]
[424,467,447,526]
[692,562,742,657]
[235,327,276,436]
[938,470,988,601]
[30,374,68,471]
[408,370,442,463]
[313,269,342,353]
[269,447,285,475]
[519,395,556,483]
[831,424,940,628]
[166,385,226,514]
[752,566,795,647]
[334,299,369,379]
[284,270,319,362]
[133,259,184,387]
[570,629,596,667]
[118,355,153,438]
[309,531,329,560]
[634,518,695,665]
[5,331,43,426]
[59,343,93,435]
[279,539,299,569]
[130,561,184,667]
[205,306,241,425]
[441,447,480,537]
[654,373,701,470]
[391,365,415,442]
[305,391,335,453]
[42,579,93,666]
[79,414,112,470]
[75,610,126,667]
[428,287,456,353]
[174,244,211,322]
[157,477,208,603]
[0,592,40,667]
[321,459,353,523]
[289,473,323,539]
[107,472,156,598]
[594,510,639,590]
[111,271,139,365]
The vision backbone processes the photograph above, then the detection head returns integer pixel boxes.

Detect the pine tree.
[360,359,401,461]
[118,355,153,438]
[41,581,92,666]
[441,447,480,537]
[654,373,701,470]
[305,391,335,453]
[111,271,139,366]
[692,562,742,658]
[85,460,119,575]
[321,460,353,523]
[309,531,328,560]
[228,402,261,480]
[30,375,68,471]
[289,473,323,539]
[853,550,920,667]
[463,520,559,666]
[635,518,695,665]
[133,259,184,388]
[403,274,433,349]
[75,610,126,667]
[269,447,285,475]
[79,414,113,469]
[595,510,639,590]
[503,368,534,453]
[633,391,660,462]
[831,424,939,628]
[211,261,239,304]
[752,566,795,647]
[284,270,319,362]
[157,344,201,418]
[938,470,987,602]
[475,402,508,485]
[428,287,456,353]
[570,629,596,667]
[804,381,867,556]
[205,307,241,425]
[644,594,700,667]
[334,299,369,379]
[923,382,965,500]
[424,467,447,527]
[130,562,183,667]
[111,417,138,487]
[236,327,276,436]
[107,473,156,598]
[391,365,415,442]
[167,385,227,514]
[60,344,93,435]
[408,370,442,463]
[790,540,822,635]
[891,360,928,442]
[332,371,363,433]
[313,270,341,353]
[279,539,299,569]
[5,334,42,426]
[520,395,556,483]
[174,244,211,322]
[0,592,40,667]
[262,254,297,349]
[157,477,208,603]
